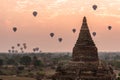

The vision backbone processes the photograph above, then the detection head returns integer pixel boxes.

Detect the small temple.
[52,17,116,80]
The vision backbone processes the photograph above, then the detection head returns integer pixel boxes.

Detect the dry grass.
[114,70,120,77]
[0,76,36,80]
[44,68,55,76]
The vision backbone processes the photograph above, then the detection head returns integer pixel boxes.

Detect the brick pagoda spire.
[52,17,116,80]
[72,16,98,62]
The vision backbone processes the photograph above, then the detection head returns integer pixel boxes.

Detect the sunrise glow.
[0,0,120,52]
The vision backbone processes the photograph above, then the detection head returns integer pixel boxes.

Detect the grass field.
[0,76,36,80]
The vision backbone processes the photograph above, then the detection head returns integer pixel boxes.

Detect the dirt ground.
[0,76,36,80]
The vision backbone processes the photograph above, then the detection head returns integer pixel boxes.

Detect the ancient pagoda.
[52,17,116,80]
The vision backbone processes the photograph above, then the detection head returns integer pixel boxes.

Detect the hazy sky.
[0,0,120,52]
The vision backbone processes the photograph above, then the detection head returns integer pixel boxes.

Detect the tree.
[20,56,32,66]
[117,72,120,80]
[34,60,43,67]
[0,59,3,66]
[36,71,45,80]
[32,56,43,67]
[6,58,16,65]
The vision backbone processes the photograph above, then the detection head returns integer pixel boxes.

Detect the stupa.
[52,16,116,80]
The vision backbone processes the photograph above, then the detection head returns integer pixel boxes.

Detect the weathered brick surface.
[52,17,116,80]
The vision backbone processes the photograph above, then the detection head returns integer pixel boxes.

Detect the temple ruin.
[52,16,116,80]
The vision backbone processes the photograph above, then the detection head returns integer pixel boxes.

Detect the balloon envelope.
[92,5,97,10]
[92,32,96,36]
[50,33,54,37]
[24,46,27,49]
[33,48,36,52]
[13,27,17,32]
[23,43,26,46]
[33,11,37,17]
[17,43,20,47]
[72,28,76,33]
[58,38,62,42]
[108,26,112,30]
[12,50,14,53]
[20,47,23,50]
[11,46,15,49]
[8,50,11,53]
[35,47,39,51]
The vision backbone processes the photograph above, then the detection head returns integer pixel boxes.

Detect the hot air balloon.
[12,50,14,53]
[33,48,36,52]
[17,43,20,47]
[72,28,76,33]
[24,46,27,49]
[20,47,23,50]
[13,27,17,32]
[50,33,54,37]
[92,5,97,10]
[58,38,62,42]
[23,43,27,47]
[108,26,112,30]
[8,50,11,53]
[39,50,42,53]
[33,11,38,17]
[11,46,15,49]
[36,47,39,51]
[92,32,96,37]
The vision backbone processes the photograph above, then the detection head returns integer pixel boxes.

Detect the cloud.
[95,13,120,18]
[15,0,44,12]
[1,0,120,20]
[16,1,28,10]
[55,0,68,4]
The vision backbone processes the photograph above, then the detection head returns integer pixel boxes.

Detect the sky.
[0,0,120,53]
